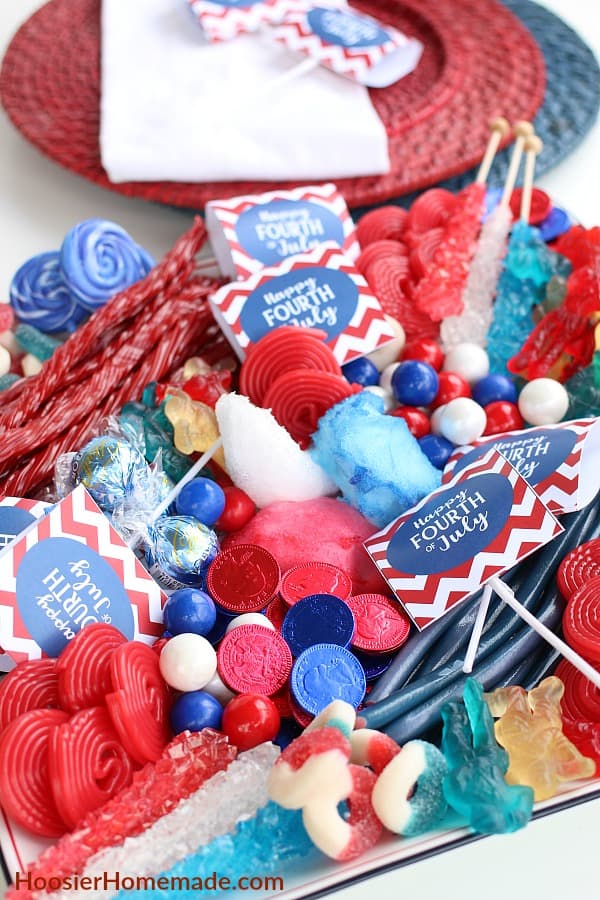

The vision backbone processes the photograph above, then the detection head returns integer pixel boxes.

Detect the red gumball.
[431,371,471,409]
[402,338,444,371]
[483,401,525,435]
[215,486,256,533]
[389,406,431,438]
[221,694,280,751]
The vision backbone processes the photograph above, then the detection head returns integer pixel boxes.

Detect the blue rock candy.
[310,391,441,528]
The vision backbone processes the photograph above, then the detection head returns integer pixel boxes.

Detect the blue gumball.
[170,690,223,734]
[175,477,226,526]
[341,356,380,387]
[392,360,439,406]
[472,374,518,407]
[163,587,217,637]
[418,434,455,470]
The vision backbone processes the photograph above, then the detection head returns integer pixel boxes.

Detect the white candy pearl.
[159,633,217,692]
[202,671,237,706]
[225,613,275,634]
[379,362,401,393]
[363,385,395,412]
[0,330,20,355]
[518,378,569,426]
[21,354,43,377]
[0,345,10,377]
[439,397,487,446]
[366,316,406,372]
[443,343,489,385]
[430,405,447,436]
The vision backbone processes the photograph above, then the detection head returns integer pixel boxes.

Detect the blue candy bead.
[418,434,455,469]
[472,374,518,407]
[391,360,439,406]
[170,690,223,734]
[163,587,217,637]
[281,593,355,657]
[291,643,366,716]
[10,251,86,334]
[175,477,226,527]
[539,207,571,242]
[341,356,380,387]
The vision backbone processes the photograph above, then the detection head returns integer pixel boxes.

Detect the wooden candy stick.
[475,117,510,184]
[500,120,534,207]
[520,135,544,222]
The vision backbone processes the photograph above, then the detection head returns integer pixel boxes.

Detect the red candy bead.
[221,693,281,751]
[483,400,524,435]
[357,206,408,246]
[402,338,444,371]
[215,486,256,533]
[388,405,430,438]
[431,371,471,409]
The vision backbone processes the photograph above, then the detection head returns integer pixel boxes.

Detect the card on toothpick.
[187,0,305,42]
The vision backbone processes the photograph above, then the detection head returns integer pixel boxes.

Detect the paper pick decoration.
[0,485,165,664]
[273,5,424,87]
[206,183,359,279]
[0,497,51,552]
[209,241,397,365]
[187,0,303,42]
[364,449,563,630]
[443,418,600,515]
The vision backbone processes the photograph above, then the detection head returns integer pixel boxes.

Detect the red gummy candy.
[0,304,15,332]
[49,706,136,830]
[355,240,407,277]
[106,641,171,764]
[0,659,60,733]
[357,206,408,247]
[0,708,69,837]
[56,623,127,712]
[554,225,600,270]
[406,188,457,234]
[182,369,232,407]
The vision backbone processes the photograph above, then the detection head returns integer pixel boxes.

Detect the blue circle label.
[453,428,576,486]
[235,200,345,266]
[16,536,135,657]
[0,508,36,546]
[241,265,359,344]
[387,473,513,576]
[307,7,390,48]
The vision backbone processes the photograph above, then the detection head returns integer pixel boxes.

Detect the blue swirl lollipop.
[9,251,87,333]
[60,219,155,311]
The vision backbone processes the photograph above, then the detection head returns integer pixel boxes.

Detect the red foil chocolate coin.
[217,624,292,695]
[207,544,280,613]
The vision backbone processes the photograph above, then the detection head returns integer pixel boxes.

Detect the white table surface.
[1,2,600,899]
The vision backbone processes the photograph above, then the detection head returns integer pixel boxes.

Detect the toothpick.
[520,135,544,223]
[500,120,534,207]
[476,117,510,184]
[151,436,224,522]
[463,583,493,673]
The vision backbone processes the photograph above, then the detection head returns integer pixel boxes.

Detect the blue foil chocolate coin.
[290,642,366,715]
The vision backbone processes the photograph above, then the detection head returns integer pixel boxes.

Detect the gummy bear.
[164,389,226,468]
[182,369,232,407]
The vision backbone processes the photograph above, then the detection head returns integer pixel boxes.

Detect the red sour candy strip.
[357,206,408,247]
[0,659,59,733]
[263,369,361,446]
[106,642,171,764]
[557,539,600,601]
[406,188,458,234]
[366,258,439,343]
[0,708,70,837]
[355,240,408,277]
[48,706,136,830]
[239,326,341,407]
[555,659,600,723]
[56,623,128,712]
[563,578,600,665]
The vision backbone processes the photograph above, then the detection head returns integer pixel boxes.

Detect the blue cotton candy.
[310,391,441,528]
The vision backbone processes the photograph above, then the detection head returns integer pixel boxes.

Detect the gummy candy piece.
[0,708,69,837]
[349,726,400,771]
[0,659,59,733]
[554,225,600,270]
[56,623,127,712]
[406,188,457,234]
[49,706,136,829]
[182,369,232,407]
[14,323,62,361]
[164,388,226,467]
[357,206,408,246]
[311,391,441,527]
[484,677,595,801]
[215,392,335,507]
[441,678,533,834]
[355,239,408,278]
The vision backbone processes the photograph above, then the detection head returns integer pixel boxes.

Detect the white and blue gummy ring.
[371,739,448,837]
[60,219,155,311]
[9,251,86,333]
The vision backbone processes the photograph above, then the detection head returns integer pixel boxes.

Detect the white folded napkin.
[99,0,391,183]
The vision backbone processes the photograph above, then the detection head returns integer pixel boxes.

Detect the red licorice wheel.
[355,240,407,277]
[0,659,59,733]
[106,642,171,764]
[364,253,410,287]
[357,206,408,247]
[562,718,600,776]
[406,188,458,234]
[509,187,552,225]
[555,659,600,723]
[563,578,600,664]
[408,227,445,280]
[48,706,136,830]
[0,708,70,837]
[263,369,361,446]
[56,623,128,712]
[239,326,341,407]
[366,259,439,343]
[557,539,600,601]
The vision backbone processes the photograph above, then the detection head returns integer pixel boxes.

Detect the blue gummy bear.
[310,391,441,528]
[119,802,318,900]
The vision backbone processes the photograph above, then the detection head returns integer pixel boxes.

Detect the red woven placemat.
[0,0,545,208]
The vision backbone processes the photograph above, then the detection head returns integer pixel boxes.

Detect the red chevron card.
[187,0,304,43]
[209,242,397,365]
[0,485,165,664]
[443,418,600,515]
[364,450,563,630]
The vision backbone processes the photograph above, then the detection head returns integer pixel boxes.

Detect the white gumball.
[443,343,489,385]
[21,354,43,377]
[379,361,401,393]
[225,613,275,634]
[438,397,487,446]
[0,345,10,377]
[203,671,237,706]
[429,404,447,436]
[518,378,569,426]
[364,385,395,412]
[159,633,217,692]
[366,316,406,371]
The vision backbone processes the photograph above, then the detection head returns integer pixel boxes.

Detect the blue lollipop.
[60,219,154,311]
[10,251,86,333]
